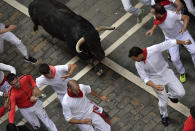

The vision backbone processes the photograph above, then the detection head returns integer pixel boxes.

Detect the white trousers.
[19,100,58,131]
[167,31,195,74]
[121,0,150,15]
[184,0,195,16]
[151,69,185,117]
[0,24,28,58]
[76,112,111,131]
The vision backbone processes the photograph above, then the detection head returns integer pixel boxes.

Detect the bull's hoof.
[96,69,104,76]
[33,25,38,32]
[89,59,96,66]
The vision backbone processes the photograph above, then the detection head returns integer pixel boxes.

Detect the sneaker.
[162,117,168,126]
[180,73,186,83]
[168,97,178,103]
[24,56,37,64]
[137,9,144,23]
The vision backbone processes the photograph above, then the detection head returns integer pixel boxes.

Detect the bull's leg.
[91,60,104,76]
[33,24,38,31]
[28,5,39,32]
[79,53,104,76]
[96,66,104,76]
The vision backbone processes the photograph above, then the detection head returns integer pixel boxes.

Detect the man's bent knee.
[176,89,185,97]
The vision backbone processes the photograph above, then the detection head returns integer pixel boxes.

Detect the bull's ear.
[96,27,115,32]
[76,37,85,53]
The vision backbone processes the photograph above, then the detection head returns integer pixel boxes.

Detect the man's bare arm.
[91,90,109,101]
[69,118,92,125]
[174,0,184,13]
[61,64,77,80]
[0,25,16,34]
[180,14,190,33]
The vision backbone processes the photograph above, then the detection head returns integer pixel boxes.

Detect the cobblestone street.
[0,0,195,130]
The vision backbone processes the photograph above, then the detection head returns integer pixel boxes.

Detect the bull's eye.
[83,50,89,55]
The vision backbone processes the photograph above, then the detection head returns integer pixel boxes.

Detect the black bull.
[28,0,114,61]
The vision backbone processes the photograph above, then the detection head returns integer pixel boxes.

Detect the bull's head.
[76,27,115,61]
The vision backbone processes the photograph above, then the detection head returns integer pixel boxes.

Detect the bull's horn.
[76,37,85,53]
[96,27,115,32]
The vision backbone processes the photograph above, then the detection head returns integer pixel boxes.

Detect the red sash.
[0,75,6,86]
[67,89,111,124]
[93,106,111,125]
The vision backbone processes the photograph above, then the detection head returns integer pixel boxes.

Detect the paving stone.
[143,120,157,131]
[111,116,120,125]
[142,112,155,124]
[66,0,85,10]
[117,104,132,117]
[109,107,119,117]
[132,120,146,131]
[121,124,132,131]
[8,11,21,22]
[101,0,122,16]
[130,98,140,106]
[33,40,47,52]
[140,106,154,116]
[152,124,165,131]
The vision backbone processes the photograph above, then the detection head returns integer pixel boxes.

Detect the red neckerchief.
[0,75,6,86]
[154,11,167,25]
[159,0,171,6]
[142,48,147,64]
[67,89,83,97]
[49,66,56,79]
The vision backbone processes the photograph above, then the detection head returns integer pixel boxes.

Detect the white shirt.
[36,65,70,95]
[62,84,94,122]
[0,63,16,96]
[158,10,183,38]
[135,39,177,84]
[0,63,16,83]
[151,0,176,11]
[0,23,5,29]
